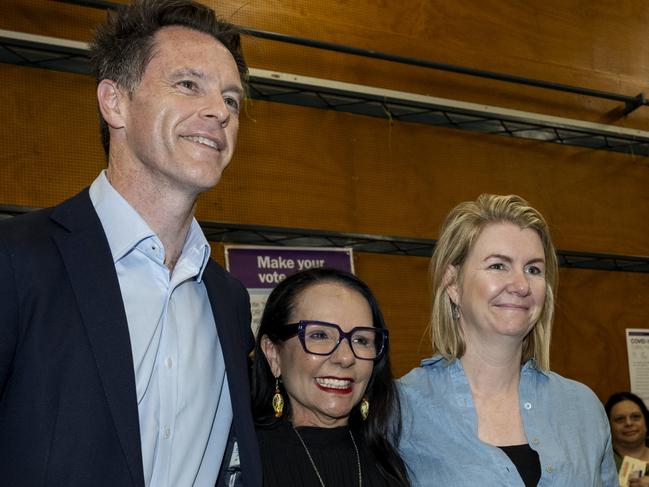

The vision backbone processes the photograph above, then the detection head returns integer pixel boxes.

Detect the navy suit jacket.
[0,190,262,487]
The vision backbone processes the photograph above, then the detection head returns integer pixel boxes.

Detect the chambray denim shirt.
[90,172,232,487]
[398,356,617,487]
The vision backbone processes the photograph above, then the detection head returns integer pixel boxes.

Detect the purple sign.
[225,246,354,289]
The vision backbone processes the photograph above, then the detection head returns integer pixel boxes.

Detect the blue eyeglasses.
[274,320,388,361]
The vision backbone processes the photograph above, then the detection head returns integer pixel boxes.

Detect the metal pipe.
[52,0,648,112]
[243,29,646,110]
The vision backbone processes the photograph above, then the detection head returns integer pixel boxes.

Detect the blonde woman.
[398,194,616,487]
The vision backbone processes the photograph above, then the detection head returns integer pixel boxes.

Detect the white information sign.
[626,328,649,405]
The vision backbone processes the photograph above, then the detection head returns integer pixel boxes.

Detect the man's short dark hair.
[89,0,248,156]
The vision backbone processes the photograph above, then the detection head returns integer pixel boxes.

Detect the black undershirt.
[256,419,392,487]
[498,444,541,487]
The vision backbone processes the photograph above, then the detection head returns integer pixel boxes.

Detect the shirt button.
[546,465,553,473]
[164,427,171,439]
[524,402,532,410]
[165,357,173,369]
[532,437,540,445]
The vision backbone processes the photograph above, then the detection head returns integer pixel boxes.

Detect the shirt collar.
[421,354,448,368]
[89,170,211,280]
[183,218,211,283]
[522,358,549,378]
[421,353,550,378]
[89,170,155,263]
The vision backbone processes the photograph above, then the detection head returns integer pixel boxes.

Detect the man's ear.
[260,335,282,378]
[444,264,460,305]
[97,79,126,130]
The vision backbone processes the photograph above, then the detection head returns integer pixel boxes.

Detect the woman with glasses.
[398,194,617,487]
[251,268,409,487]
[605,392,649,484]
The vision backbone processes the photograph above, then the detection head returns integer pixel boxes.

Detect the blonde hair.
[428,194,558,370]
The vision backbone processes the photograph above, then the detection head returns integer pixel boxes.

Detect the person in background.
[605,392,649,486]
[252,268,410,486]
[0,1,261,485]
[398,193,617,487]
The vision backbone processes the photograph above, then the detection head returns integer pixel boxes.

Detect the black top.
[499,444,541,487]
[256,420,391,487]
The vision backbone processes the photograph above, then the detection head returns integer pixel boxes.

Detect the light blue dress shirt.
[398,355,618,487]
[89,171,232,487]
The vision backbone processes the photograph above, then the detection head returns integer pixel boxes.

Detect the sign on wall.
[626,328,649,405]
[225,245,354,334]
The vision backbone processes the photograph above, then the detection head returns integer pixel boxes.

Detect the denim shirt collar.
[420,353,550,379]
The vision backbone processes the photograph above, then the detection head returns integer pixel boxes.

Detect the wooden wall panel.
[0,0,108,44]
[353,253,432,378]
[215,100,649,257]
[2,65,646,256]
[0,64,104,208]
[1,0,648,402]
[3,0,649,126]
[552,269,649,400]
[209,0,649,128]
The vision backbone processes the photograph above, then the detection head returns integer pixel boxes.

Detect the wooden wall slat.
[552,268,649,399]
[0,65,104,207]
[214,100,649,257]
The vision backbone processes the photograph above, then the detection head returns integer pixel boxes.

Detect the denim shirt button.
[524,402,532,410]
[532,437,540,445]
[546,465,553,473]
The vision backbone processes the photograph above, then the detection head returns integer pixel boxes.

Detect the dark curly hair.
[605,391,649,429]
[89,0,248,155]
[251,268,409,486]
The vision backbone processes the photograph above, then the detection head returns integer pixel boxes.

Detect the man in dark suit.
[0,1,261,486]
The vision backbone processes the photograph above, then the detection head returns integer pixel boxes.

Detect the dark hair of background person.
[605,391,649,429]
[89,0,249,156]
[251,267,409,487]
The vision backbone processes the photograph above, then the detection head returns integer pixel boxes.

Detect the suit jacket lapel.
[50,190,145,487]
[203,262,262,487]
[203,263,246,388]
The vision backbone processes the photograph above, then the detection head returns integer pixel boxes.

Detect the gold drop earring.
[272,378,284,418]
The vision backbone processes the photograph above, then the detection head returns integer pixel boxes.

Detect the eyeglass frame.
[273,320,388,361]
